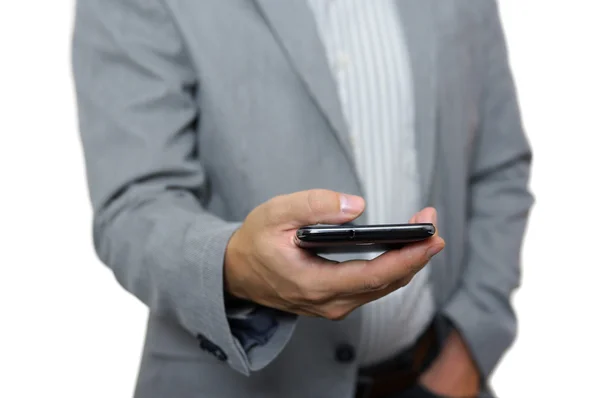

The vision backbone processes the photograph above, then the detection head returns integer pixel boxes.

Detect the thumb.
[265,189,365,229]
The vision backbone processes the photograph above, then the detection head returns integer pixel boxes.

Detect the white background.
[1,1,599,397]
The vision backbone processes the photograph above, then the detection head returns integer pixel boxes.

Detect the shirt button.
[335,343,356,363]
[334,51,351,72]
[349,131,357,146]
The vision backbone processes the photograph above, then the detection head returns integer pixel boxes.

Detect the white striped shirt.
[306,0,435,365]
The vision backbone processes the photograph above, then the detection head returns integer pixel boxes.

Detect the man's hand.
[419,329,481,398]
[224,189,445,320]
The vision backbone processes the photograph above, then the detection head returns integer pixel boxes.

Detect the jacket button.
[335,343,356,363]
[196,334,228,361]
[213,347,228,362]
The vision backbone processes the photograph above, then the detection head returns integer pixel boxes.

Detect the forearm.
[94,189,234,322]
[95,188,248,364]
[73,0,297,373]
[95,187,297,374]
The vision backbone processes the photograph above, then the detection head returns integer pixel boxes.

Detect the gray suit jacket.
[72,0,533,397]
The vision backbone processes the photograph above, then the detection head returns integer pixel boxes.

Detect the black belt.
[355,322,438,398]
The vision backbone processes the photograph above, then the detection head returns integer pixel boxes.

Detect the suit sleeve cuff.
[225,296,279,351]
[183,219,297,375]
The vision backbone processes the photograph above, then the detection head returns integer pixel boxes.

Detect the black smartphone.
[295,223,435,253]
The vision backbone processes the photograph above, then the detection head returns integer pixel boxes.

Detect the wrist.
[223,228,248,300]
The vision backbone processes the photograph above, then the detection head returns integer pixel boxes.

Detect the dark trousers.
[355,315,452,398]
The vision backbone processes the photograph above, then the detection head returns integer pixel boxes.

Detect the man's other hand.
[419,329,481,397]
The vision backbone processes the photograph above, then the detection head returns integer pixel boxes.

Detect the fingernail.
[340,195,364,214]
[426,243,444,259]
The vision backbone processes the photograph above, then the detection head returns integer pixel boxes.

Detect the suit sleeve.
[72,0,295,376]
[441,0,534,378]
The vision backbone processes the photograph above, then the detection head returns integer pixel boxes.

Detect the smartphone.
[295,223,435,253]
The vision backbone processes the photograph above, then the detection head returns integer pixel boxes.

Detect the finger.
[258,298,324,319]
[353,274,414,304]
[414,207,438,227]
[408,213,418,224]
[265,189,365,229]
[369,235,445,284]
[294,207,441,298]
[309,234,445,295]
[313,275,413,320]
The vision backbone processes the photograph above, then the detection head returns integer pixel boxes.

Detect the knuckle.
[404,253,428,275]
[306,189,337,216]
[264,196,286,224]
[409,260,428,275]
[398,275,413,288]
[361,276,388,292]
[294,277,332,304]
[304,289,331,304]
[285,277,327,304]
[322,306,351,321]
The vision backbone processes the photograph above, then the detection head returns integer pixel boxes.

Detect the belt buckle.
[355,375,374,398]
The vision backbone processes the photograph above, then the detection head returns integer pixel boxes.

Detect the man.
[72,0,532,397]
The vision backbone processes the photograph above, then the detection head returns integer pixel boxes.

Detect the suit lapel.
[255,0,439,204]
[253,0,355,166]
[397,0,439,205]
[396,0,443,296]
